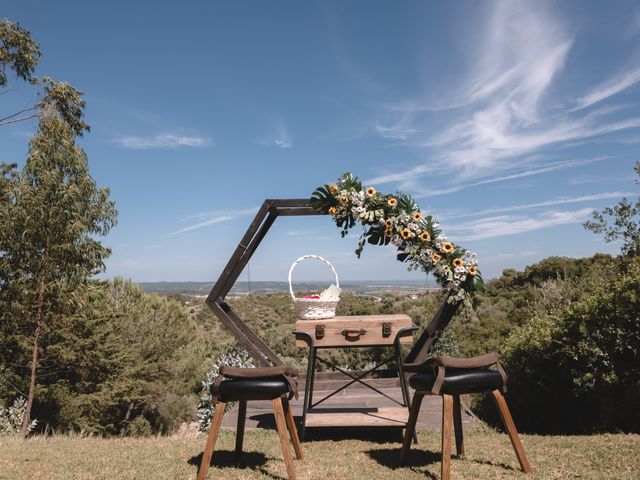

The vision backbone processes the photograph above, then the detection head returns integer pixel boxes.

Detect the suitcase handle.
[341,329,367,341]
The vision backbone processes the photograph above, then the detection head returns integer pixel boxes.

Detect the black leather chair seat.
[216,378,290,402]
[409,368,503,394]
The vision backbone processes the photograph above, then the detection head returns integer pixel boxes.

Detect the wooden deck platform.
[220,373,474,432]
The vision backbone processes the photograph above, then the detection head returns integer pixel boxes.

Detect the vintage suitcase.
[294,314,413,348]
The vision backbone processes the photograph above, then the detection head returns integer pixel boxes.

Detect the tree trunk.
[20,321,40,437]
[21,266,47,438]
[120,401,135,436]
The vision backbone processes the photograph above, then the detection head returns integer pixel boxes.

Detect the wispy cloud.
[575,66,640,111]
[405,156,610,197]
[443,192,633,220]
[367,2,640,186]
[447,207,593,241]
[166,206,258,236]
[256,118,292,149]
[113,133,212,149]
[166,216,233,236]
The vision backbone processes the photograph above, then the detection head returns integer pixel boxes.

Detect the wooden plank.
[295,314,413,347]
[441,395,453,480]
[491,389,532,473]
[208,200,271,302]
[401,392,424,463]
[197,401,226,480]
[275,207,322,216]
[453,394,464,456]
[268,198,314,207]
[305,407,409,427]
[273,398,297,480]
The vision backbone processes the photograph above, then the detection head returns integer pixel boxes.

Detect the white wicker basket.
[288,255,340,320]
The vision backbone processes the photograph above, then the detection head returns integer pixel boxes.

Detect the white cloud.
[167,206,259,236]
[443,191,633,220]
[166,216,233,236]
[575,66,640,111]
[113,133,211,149]
[368,2,640,185]
[256,118,292,149]
[447,207,593,241]
[406,156,611,197]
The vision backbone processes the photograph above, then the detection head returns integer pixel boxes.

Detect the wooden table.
[293,314,416,439]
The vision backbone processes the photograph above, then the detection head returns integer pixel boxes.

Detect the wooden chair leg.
[453,394,464,456]
[234,400,247,461]
[400,391,424,463]
[441,394,453,480]
[283,398,303,460]
[197,401,226,480]
[491,389,532,474]
[272,398,297,480]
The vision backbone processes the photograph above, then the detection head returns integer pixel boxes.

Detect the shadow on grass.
[189,450,285,480]
[467,457,519,472]
[367,446,440,468]
[367,446,520,477]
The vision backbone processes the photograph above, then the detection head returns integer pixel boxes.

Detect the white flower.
[391,235,403,246]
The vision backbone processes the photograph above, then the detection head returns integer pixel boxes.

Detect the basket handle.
[288,255,340,301]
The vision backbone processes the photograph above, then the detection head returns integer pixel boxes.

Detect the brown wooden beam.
[215,210,277,300]
[221,302,283,367]
[208,302,273,366]
[208,200,272,303]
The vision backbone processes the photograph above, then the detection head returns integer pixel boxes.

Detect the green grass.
[1,428,638,479]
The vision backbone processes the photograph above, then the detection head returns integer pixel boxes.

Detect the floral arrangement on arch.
[310,172,484,305]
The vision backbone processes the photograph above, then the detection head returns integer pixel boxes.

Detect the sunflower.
[328,184,339,194]
[431,253,441,263]
[412,211,422,221]
[384,228,393,238]
[419,231,430,242]
[441,242,454,254]
[469,266,478,276]
[384,218,394,228]
[339,195,349,205]
[328,206,337,216]
[400,228,413,240]
[453,258,464,268]
[387,197,398,207]
[365,186,376,197]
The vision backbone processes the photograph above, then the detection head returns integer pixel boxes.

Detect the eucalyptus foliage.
[1,19,89,131]
[0,98,116,435]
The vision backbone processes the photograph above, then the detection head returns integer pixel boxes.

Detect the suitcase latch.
[315,324,325,340]
[382,322,392,338]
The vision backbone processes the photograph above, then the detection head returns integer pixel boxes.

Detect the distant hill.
[138,280,438,296]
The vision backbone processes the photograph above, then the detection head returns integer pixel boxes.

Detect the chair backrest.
[403,296,460,365]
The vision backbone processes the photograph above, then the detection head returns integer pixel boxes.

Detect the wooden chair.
[400,350,531,479]
[197,365,303,480]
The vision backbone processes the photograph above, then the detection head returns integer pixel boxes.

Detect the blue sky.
[2,1,639,283]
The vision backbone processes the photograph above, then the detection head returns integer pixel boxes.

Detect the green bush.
[474,260,640,433]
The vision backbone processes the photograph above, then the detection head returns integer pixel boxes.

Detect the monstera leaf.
[310,185,335,212]
[338,172,362,192]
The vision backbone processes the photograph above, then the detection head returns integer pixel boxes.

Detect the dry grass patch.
[0,428,638,479]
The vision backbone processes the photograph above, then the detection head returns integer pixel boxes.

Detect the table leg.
[300,342,316,441]
[395,338,417,444]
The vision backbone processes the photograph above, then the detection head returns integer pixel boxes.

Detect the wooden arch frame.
[206,199,321,367]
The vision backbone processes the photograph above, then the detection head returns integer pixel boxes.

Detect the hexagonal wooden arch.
[206,198,459,368]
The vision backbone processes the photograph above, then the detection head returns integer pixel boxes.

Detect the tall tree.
[0,86,116,435]
[1,19,87,131]
[584,162,640,256]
